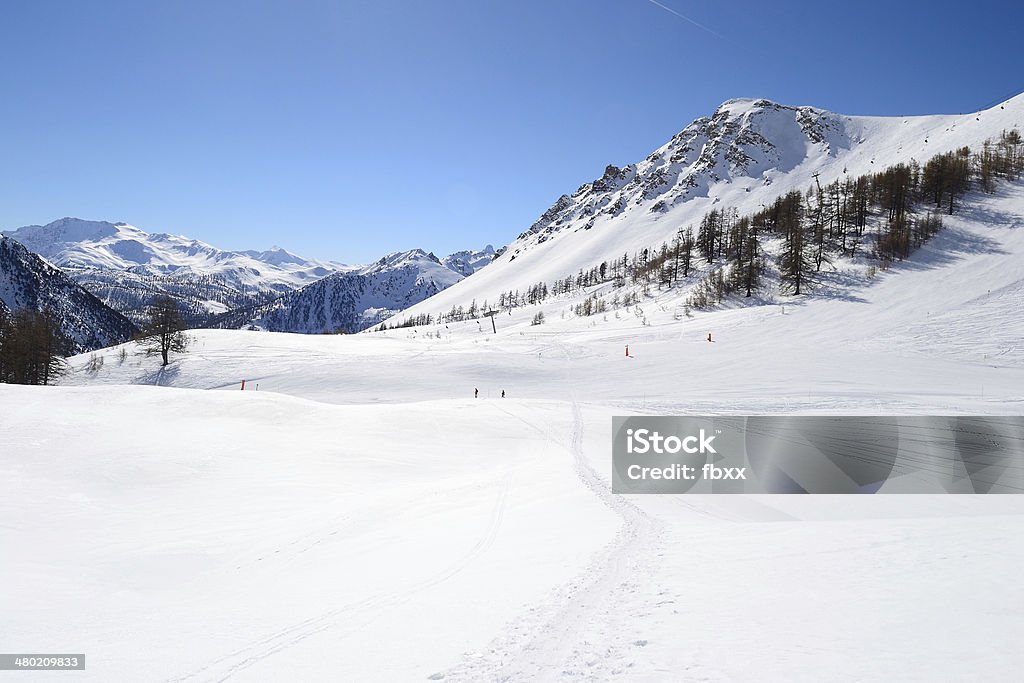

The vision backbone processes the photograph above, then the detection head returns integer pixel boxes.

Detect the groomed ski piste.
[3,178,1024,681]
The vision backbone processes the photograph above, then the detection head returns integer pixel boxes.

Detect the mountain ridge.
[3,218,494,331]
[210,247,489,333]
[2,218,350,291]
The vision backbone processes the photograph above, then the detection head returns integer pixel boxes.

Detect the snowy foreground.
[5,189,1024,681]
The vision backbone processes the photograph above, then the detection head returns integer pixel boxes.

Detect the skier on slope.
[474,387,479,398]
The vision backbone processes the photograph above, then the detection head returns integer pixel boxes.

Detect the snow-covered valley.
[5,0,1024,675]
[4,180,1024,680]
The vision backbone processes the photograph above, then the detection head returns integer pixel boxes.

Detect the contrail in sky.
[645,0,723,38]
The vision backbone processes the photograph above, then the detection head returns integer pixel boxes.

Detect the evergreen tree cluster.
[0,308,68,385]
[381,313,434,330]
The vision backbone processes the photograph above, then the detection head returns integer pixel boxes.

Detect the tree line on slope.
[382,129,1023,329]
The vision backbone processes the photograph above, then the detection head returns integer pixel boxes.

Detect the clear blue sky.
[1,0,1021,262]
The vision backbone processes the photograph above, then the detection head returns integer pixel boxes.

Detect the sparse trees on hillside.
[387,130,1023,326]
[136,295,190,366]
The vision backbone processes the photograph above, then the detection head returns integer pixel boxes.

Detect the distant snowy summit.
[1,217,355,327]
[442,245,496,276]
[2,217,348,292]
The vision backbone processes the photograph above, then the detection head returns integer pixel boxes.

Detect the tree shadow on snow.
[888,223,1007,274]
[807,268,871,303]
[136,363,180,387]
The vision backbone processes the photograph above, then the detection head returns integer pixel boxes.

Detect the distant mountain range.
[1,217,495,340]
[3,218,346,288]
[211,247,494,333]
[1,218,352,326]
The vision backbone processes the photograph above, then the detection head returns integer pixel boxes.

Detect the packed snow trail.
[441,340,665,680]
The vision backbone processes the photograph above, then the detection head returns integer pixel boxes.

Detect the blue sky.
[1,0,1021,262]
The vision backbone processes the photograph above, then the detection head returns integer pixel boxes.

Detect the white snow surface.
[4,180,1024,680]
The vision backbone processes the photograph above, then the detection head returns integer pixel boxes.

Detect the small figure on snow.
[474,387,479,398]
[707,333,713,342]
[501,390,506,398]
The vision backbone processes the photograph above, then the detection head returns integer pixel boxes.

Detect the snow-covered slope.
[0,236,136,351]
[393,93,1024,323]
[214,248,478,333]
[7,384,1022,682]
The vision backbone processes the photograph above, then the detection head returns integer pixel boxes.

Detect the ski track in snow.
[439,342,666,681]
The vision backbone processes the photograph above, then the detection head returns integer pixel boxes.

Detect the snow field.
[1,388,620,681]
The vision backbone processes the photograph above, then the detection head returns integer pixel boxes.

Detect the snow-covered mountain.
[1,218,351,326]
[0,236,136,352]
[390,93,1024,323]
[67,268,281,328]
[2,218,493,331]
[441,245,497,276]
[213,248,473,333]
[2,218,347,290]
